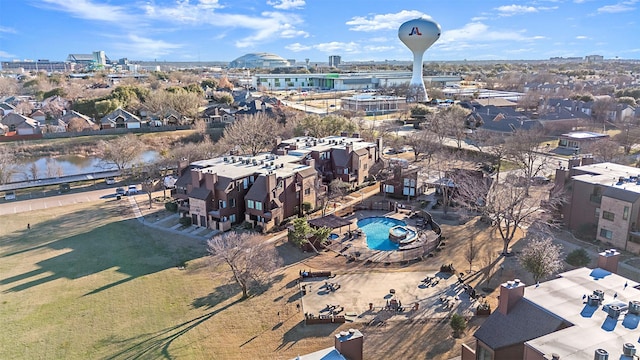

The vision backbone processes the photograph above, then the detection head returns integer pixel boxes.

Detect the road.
[0,186,131,216]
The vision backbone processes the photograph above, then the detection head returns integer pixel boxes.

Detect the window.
[343,168,349,174]
[305,188,311,195]
[384,184,394,193]
[403,187,415,196]
[249,175,255,184]
[230,198,236,208]
[219,200,226,208]
[243,178,249,189]
[364,163,368,170]
[602,211,615,221]
[600,228,613,240]
[477,345,493,360]
[247,200,255,209]
[229,214,236,223]
[624,206,629,221]
[255,201,263,211]
[403,178,416,187]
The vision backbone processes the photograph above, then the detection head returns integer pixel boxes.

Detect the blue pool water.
[328,233,340,240]
[357,217,415,251]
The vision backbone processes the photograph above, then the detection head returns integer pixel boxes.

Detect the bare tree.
[614,123,640,155]
[29,163,39,181]
[582,138,623,163]
[45,159,63,178]
[207,231,282,299]
[0,147,17,184]
[97,133,146,171]
[464,237,478,273]
[505,129,549,195]
[219,113,279,156]
[322,179,350,215]
[455,174,558,256]
[402,129,440,163]
[519,234,564,283]
[591,96,616,130]
[481,246,498,287]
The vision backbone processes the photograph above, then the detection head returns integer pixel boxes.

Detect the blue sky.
[1,0,639,63]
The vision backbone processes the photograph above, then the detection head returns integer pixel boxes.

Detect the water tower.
[398,17,441,102]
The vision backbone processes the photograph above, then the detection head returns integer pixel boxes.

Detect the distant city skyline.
[1,0,639,63]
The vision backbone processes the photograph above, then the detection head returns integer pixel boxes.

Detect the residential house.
[0,102,15,116]
[59,110,96,132]
[99,108,141,129]
[554,159,640,253]
[173,134,379,232]
[380,160,421,199]
[460,103,540,134]
[0,112,41,135]
[30,109,46,122]
[557,131,608,153]
[462,250,639,360]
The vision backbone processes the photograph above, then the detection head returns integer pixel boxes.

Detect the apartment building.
[462,250,637,360]
[173,135,378,232]
[555,158,640,253]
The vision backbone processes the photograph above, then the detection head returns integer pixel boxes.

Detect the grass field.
[0,196,511,359]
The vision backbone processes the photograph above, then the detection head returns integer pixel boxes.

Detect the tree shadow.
[192,283,240,310]
[1,203,205,295]
[103,298,242,360]
[275,321,342,351]
[275,242,315,267]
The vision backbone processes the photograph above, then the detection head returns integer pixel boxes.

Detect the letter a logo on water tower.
[409,27,422,36]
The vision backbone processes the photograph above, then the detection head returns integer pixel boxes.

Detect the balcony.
[209,209,221,218]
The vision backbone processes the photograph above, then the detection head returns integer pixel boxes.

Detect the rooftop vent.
[223,157,228,162]
[594,289,605,302]
[607,304,622,319]
[629,300,640,315]
[594,348,609,360]
[587,294,600,306]
[624,343,636,357]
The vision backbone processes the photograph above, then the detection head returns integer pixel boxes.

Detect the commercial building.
[173,134,379,232]
[340,94,407,115]
[555,158,640,254]
[462,250,638,360]
[329,55,341,68]
[252,72,461,91]
[228,53,290,69]
[1,59,73,73]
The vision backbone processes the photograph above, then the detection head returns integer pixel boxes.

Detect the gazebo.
[308,214,353,232]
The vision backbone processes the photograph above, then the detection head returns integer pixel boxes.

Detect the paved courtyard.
[300,271,479,324]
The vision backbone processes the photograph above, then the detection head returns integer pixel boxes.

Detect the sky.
[0,0,639,63]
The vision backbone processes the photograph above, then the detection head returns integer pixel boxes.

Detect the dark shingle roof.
[474,299,570,350]
[602,186,640,203]
[189,187,211,200]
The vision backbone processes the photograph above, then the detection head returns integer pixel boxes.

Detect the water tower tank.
[398,17,441,102]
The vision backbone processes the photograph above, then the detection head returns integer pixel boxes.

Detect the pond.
[11,151,159,182]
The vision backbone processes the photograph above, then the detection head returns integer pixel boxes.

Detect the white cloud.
[112,34,182,58]
[598,1,638,13]
[315,41,360,53]
[0,26,16,34]
[495,4,558,16]
[576,35,589,39]
[363,45,396,53]
[471,16,488,21]
[285,43,312,52]
[495,5,539,16]
[346,10,426,32]
[37,0,137,23]
[0,50,16,58]
[439,22,534,44]
[267,0,305,10]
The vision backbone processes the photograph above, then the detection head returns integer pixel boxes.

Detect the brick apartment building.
[462,249,639,360]
[173,134,379,232]
[555,157,640,253]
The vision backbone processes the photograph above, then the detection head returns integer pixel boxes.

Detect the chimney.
[497,279,525,315]
[554,168,567,190]
[203,171,217,191]
[345,143,353,154]
[568,157,581,169]
[376,138,383,159]
[266,172,277,193]
[305,157,316,169]
[352,132,360,138]
[340,131,349,137]
[334,329,363,360]
[190,169,203,188]
[581,155,594,166]
[597,249,620,274]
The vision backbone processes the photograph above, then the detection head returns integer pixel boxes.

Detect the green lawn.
[0,200,328,359]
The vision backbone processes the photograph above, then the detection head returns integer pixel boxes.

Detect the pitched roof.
[189,187,212,201]
[100,108,141,125]
[245,175,268,202]
[331,148,349,167]
[602,185,640,203]
[59,110,93,125]
[0,112,39,128]
[474,298,570,350]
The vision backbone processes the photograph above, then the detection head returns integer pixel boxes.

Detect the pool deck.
[324,210,441,263]
[300,271,478,324]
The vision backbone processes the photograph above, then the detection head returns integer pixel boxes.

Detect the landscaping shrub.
[179,217,192,227]
[165,202,178,213]
[565,248,591,267]
[450,313,467,337]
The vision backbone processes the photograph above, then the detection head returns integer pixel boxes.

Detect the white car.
[105,177,116,185]
[126,185,138,195]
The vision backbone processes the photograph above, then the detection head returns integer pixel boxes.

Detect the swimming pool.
[357,216,417,251]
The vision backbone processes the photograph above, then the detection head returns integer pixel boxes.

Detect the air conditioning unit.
[593,289,605,302]
[629,301,640,314]
[594,348,609,360]
[607,305,621,319]
[587,294,600,306]
[623,343,637,357]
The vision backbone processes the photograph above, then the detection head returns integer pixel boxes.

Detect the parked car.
[531,176,551,186]
[116,187,126,196]
[4,191,16,200]
[59,184,70,193]
[105,177,116,185]
[126,185,138,195]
